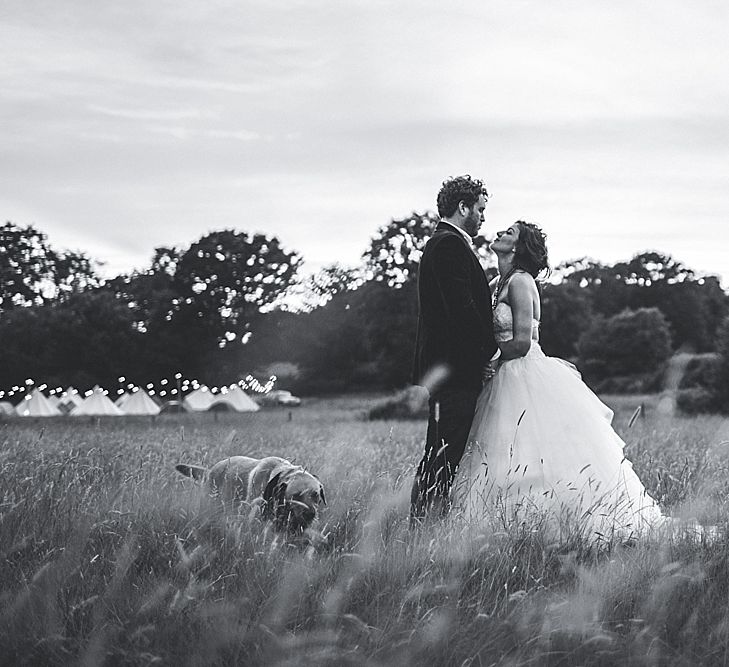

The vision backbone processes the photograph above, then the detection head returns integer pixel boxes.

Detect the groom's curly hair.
[437,175,488,218]
[514,221,550,278]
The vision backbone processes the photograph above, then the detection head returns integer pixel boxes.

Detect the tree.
[291,263,365,311]
[558,252,729,351]
[354,279,418,387]
[284,289,370,393]
[0,290,143,391]
[101,246,194,379]
[362,211,495,287]
[234,310,304,367]
[0,221,99,312]
[0,223,307,391]
[362,211,438,287]
[170,230,301,348]
[265,277,420,393]
[577,307,673,382]
[557,257,631,317]
[539,281,593,359]
[612,251,695,285]
[105,246,181,334]
[103,233,303,381]
[699,276,729,347]
[634,281,711,352]
[711,315,729,411]
[556,257,613,288]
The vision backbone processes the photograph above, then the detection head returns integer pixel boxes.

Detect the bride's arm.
[497,273,535,361]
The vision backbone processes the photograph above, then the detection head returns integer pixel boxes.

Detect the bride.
[452,221,666,539]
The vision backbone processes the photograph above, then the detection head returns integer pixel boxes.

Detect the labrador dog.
[175,456,326,533]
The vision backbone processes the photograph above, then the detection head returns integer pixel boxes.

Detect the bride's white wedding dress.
[453,301,666,539]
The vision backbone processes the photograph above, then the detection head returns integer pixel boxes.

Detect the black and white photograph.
[2,1,728,664]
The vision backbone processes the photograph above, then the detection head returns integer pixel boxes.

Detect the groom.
[410,175,497,523]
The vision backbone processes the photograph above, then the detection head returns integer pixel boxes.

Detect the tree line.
[1,217,728,412]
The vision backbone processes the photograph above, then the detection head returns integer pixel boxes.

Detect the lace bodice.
[493,301,540,343]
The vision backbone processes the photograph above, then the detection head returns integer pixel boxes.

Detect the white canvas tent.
[71,386,124,416]
[58,387,84,413]
[15,389,62,417]
[0,401,16,416]
[115,392,131,408]
[209,386,260,412]
[121,389,161,416]
[183,387,215,411]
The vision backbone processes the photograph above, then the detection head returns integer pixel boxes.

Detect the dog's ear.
[262,472,287,519]
[175,464,207,482]
[262,472,281,504]
[309,472,326,506]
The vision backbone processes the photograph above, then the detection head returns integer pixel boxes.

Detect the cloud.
[0,0,727,284]
[87,105,220,121]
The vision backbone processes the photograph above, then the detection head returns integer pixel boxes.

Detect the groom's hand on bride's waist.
[482,360,499,383]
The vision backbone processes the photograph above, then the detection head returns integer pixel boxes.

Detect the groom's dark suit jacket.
[413,221,497,394]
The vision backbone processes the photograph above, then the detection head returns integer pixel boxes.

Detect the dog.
[175,456,326,533]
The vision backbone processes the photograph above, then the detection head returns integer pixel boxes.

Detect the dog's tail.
[175,464,208,481]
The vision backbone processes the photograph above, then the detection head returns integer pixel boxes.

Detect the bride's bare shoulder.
[510,271,537,291]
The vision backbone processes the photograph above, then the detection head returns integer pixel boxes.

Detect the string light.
[2,373,279,404]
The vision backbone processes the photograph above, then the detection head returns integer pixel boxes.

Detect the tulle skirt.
[452,343,666,539]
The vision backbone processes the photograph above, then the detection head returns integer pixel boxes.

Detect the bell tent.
[71,387,124,416]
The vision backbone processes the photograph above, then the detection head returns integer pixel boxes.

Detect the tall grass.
[1,397,728,665]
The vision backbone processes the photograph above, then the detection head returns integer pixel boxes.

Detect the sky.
[2,1,728,284]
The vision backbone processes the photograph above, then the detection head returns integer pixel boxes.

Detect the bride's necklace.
[492,266,518,310]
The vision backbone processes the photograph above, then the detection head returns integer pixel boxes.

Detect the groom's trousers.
[410,386,480,523]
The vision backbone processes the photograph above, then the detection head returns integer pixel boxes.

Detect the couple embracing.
[410,175,664,537]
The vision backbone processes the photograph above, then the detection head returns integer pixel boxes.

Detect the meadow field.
[2,395,729,666]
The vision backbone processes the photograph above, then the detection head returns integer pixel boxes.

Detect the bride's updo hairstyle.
[513,221,550,279]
